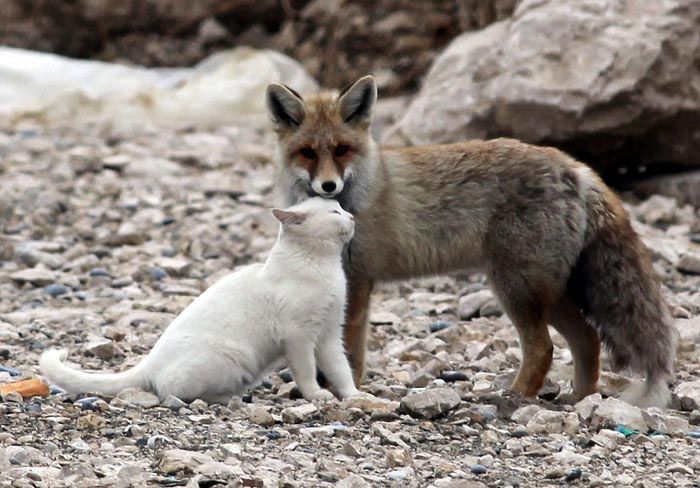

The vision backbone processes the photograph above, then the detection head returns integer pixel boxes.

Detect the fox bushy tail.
[569,184,676,407]
[40,349,149,397]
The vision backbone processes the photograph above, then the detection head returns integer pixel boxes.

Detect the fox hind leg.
[549,296,600,402]
[489,275,554,397]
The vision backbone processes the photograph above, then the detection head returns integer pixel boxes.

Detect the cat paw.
[338,388,368,399]
[304,389,336,402]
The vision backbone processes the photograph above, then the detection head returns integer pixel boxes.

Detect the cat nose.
[321,181,336,193]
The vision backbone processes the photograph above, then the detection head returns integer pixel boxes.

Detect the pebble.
[399,387,461,419]
[281,403,318,424]
[42,284,69,297]
[565,468,582,482]
[440,370,468,382]
[146,266,168,282]
[116,388,160,408]
[161,395,187,410]
[429,320,452,333]
[458,290,493,320]
[470,464,488,475]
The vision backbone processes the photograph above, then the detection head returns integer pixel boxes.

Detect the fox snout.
[312,176,345,198]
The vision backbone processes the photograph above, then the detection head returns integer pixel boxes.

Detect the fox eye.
[299,147,317,159]
[334,144,349,157]
[330,210,341,214]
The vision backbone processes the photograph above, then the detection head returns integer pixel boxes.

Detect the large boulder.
[389,0,700,179]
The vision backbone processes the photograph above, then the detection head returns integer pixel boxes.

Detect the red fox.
[265,75,676,407]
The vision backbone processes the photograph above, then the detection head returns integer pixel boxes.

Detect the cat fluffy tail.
[40,349,149,397]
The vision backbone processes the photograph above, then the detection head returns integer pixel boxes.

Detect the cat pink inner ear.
[272,209,308,225]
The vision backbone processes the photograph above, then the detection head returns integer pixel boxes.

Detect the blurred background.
[1,0,698,198]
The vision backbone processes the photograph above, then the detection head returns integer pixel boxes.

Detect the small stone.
[335,474,371,488]
[470,464,487,475]
[668,463,693,476]
[247,406,275,427]
[565,469,582,482]
[10,268,56,286]
[479,299,503,317]
[116,388,160,408]
[369,312,400,325]
[88,267,111,277]
[158,449,214,474]
[161,395,187,410]
[386,448,412,468]
[399,387,461,419]
[545,468,566,479]
[429,320,452,333]
[148,267,168,281]
[85,339,116,360]
[342,442,362,457]
[677,253,700,274]
[591,397,647,432]
[575,393,603,420]
[642,407,690,435]
[42,284,68,297]
[675,379,700,408]
[440,370,468,382]
[386,467,413,481]
[527,410,570,435]
[155,257,192,276]
[511,405,542,424]
[281,403,318,424]
[458,290,493,320]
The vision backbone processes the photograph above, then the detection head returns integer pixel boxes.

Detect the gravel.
[0,124,699,487]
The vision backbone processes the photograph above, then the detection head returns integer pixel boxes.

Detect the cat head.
[272,197,354,246]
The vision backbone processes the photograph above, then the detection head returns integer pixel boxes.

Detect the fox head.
[265,76,377,204]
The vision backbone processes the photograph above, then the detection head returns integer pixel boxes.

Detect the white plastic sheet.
[0,46,317,129]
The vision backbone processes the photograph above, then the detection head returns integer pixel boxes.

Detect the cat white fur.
[40,197,361,403]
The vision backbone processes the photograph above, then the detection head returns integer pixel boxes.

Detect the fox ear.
[272,209,308,225]
[266,83,305,130]
[338,75,377,126]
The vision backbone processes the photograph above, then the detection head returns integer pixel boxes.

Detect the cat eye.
[334,144,349,157]
[299,147,317,159]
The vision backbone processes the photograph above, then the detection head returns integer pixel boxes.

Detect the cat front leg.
[285,338,334,402]
[316,320,362,399]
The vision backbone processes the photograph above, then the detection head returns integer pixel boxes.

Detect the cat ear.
[338,75,377,126]
[266,83,305,130]
[272,209,308,225]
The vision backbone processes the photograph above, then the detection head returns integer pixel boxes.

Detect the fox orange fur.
[266,76,676,407]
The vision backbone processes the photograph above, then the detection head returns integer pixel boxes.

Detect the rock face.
[275,0,520,95]
[389,0,700,179]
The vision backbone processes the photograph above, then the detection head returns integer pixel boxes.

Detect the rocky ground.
[0,123,699,487]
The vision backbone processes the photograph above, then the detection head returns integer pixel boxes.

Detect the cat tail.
[40,349,150,397]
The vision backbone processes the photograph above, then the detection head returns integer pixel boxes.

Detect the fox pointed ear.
[338,75,377,126]
[272,209,308,225]
[266,83,305,130]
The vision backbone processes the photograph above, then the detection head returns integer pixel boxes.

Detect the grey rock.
[85,339,116,360]
[677,253,700,275]
[674,380,700,408]
[281,403,318,424]
[399,387,461,419]
[335,474,371,488]
[10,268,56,286]
[116,388,160,408]
[158,449,215,474]
[591,397,648,431]
[389,0,700,174]
[458,290,493,320]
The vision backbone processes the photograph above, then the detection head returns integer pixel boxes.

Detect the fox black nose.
[321,181,336,193]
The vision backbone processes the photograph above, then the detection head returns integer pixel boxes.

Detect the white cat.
[40,197,362,404]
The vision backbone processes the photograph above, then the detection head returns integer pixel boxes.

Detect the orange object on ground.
[0,378,50,398]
